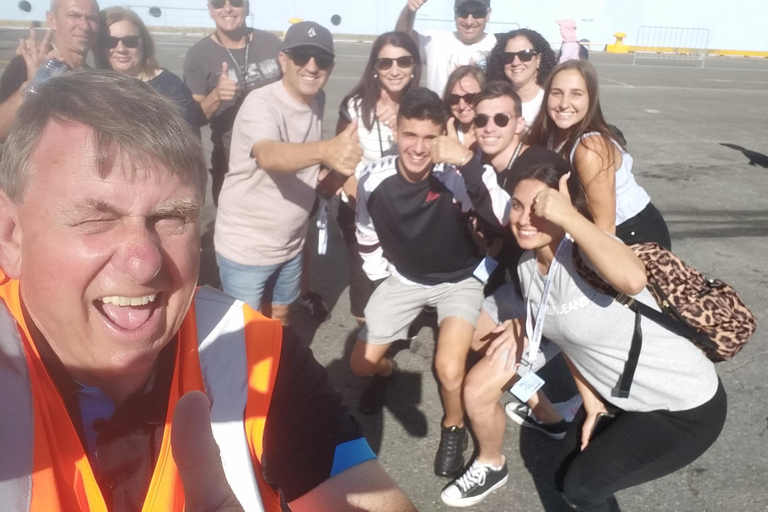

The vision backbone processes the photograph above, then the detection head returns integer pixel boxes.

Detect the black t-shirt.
[39,328,370,510]
[0,55,28,103]
[147,69,201,138]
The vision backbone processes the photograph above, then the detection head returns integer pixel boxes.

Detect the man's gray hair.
[0,70,206,203]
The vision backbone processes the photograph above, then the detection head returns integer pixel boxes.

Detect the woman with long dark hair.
[527,59,670,248]
[336,31,422,324]
[441,155,724,508]
[486,28,557,129]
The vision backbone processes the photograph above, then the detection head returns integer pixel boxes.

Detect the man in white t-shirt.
[396,0,496,95]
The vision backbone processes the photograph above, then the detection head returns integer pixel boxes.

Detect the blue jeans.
[216,252,303,311]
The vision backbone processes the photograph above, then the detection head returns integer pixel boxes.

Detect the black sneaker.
[504,402,567,440]
[440,457,509,507]
[434,425,468,478]
[359,361,399,414]
[296,291,329,322]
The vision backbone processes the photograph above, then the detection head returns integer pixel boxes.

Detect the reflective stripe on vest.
[0,283,282,512]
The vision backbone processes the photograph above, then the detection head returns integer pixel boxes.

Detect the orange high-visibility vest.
[0,282,283,512]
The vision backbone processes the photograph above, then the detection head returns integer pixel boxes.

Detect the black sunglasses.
[447,93,476,106]
[285,48,334,70]
[456,6,488,19]
[503,49,538,64]
[374,55,414,71]
[210,0,244,8]
[107,35,140,49]
[474,113,511,128]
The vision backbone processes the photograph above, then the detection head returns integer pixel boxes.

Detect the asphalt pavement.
[1,29,767,512]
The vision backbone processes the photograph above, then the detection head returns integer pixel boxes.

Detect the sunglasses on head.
[374,55,414,71]
[285,48,334,70]
[210,0,244,8]
[503,49,538,64]
[447,93,476,106]
[456,6,488,19]
[474,113,512,128]
[107,35,140,49]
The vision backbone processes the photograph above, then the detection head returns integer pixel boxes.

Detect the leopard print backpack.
[573,242,757,362]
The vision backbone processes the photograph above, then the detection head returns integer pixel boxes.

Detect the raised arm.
[396,0,426,43]
[534,173,646,295]
[190,62,239,121]
[572,134,619,233]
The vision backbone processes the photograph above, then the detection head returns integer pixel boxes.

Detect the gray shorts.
[360,275,484,345]
[481,281,560,375]
[482,281,526,324]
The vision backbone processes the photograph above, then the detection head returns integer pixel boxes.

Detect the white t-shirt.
[418,30,497,95]
[521,87,545,130]
[517,241,718,412]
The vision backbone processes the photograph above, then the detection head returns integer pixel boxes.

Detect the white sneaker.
[440,458,509,507]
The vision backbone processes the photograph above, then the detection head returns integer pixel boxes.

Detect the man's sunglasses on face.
[285,48,334,70]
[210,0,244,9]
[107,35,140,49]
[474,113,512,128]
[456,5,488,19]
[503,49,539,64]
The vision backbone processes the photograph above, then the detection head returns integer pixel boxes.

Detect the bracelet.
[459,151,473,167]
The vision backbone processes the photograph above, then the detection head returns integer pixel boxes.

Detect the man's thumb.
[172,391,243,512]
[345,118,359,138]
[221,61,229,77]
[559,171,572,200]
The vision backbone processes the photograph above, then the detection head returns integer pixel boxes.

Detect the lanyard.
[499,141,524,189]
[217,31,250,85]
[522,235,571,369]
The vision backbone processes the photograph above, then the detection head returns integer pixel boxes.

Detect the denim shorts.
[216,252,302,310]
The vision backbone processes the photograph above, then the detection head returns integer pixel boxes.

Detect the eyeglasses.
[456,6,488,19]
[446,93,476,106]
[107,35,140,49]
[474,113,512,128]
[503,49,538,64]
[374,56,414,71]
[209,0,244,8]
[285,48,335,70]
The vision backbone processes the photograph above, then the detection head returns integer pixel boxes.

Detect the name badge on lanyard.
[510,235,571,402]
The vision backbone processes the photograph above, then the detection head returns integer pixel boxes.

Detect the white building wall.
[2,0,766,52]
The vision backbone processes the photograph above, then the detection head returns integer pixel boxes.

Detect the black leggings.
[616,202,671,250]
[555,380,727,512]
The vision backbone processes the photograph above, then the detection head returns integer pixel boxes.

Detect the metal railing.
[632,26,710,67]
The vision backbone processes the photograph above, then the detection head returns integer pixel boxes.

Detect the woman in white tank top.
[527,60,670,249]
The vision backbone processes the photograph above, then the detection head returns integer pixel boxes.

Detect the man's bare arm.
[396,0,427,42]
[288,460,417,512]
[252,119,362,176]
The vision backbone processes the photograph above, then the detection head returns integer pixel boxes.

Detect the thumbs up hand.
[172,391,244,512]
[532,171,576,228]
[215,62,238,103]
[323,119,364,177]
[430,118,473,166]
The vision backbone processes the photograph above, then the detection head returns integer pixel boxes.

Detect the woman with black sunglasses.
[443,65,486,151]
[95,7,200,137]
[486,29,557,130]
[94,7,200,137]
[336,31,422,325]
